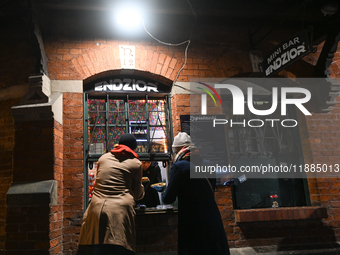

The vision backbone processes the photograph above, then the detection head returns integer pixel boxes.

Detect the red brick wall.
[5,119,64,254]
[62,93,84,255]
[285,42,340,245]
[45,41,183,81]
[41,36,340,253]
[43,37,252,252]
[136,213,178,253]
[6,204,51,254]
[12,120,55,182]
[50,120,64,254]
[167,56,340,248]
[0,8,39,250]
[303,101,340,240]
[215,186,236,246]
[4,7,338,252]
[171,94,223,135]
[44,38,253,83]
[171,95,340,249]
[0,99,18,252]
[171,95,192,135]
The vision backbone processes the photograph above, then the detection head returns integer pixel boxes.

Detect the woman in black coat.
[162,132,230,255]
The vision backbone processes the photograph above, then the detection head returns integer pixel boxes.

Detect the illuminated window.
[86,97,169,155]
[84,94,172,209]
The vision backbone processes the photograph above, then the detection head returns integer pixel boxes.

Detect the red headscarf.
[111,144,139,159]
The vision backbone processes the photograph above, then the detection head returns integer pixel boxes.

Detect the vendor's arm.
[130,161,145,201]
[162,163,181,204]
[142,178,151,190]
[155,164,162,183]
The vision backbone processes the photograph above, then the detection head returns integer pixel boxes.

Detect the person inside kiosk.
[137,161,162,208]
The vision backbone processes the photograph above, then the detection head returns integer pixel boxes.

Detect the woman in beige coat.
[79,134,144,255]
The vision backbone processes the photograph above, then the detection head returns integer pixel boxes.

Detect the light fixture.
[112,1,191,87]
[114,3,143,32]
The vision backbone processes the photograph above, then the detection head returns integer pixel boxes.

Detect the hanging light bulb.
[114,4,143,32]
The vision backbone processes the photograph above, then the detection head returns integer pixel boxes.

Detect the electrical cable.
[141,17,191,89]
[141,18,190,47]
[140,0,197,95]
[185,0,197,17]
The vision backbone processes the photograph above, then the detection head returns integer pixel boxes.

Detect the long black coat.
[162,160,230,255]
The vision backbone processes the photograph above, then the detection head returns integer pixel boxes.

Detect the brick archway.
[65,45,183,81]
[46,40,256,82]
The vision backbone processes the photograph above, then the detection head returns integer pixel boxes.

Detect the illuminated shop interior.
[83,86,172,209]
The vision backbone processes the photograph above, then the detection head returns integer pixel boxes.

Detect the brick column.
[6,74,63,254]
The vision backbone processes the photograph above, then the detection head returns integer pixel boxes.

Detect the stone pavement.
[136,243,340,255]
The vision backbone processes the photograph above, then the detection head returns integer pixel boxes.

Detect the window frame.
[224,98,311,209]
[83,93,173,209]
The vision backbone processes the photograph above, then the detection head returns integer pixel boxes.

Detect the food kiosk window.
[83,76,173,210]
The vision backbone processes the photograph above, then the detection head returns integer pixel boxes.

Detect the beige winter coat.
[79,151,144,252]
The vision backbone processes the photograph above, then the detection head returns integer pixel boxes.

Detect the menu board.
[180,115,230,173]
